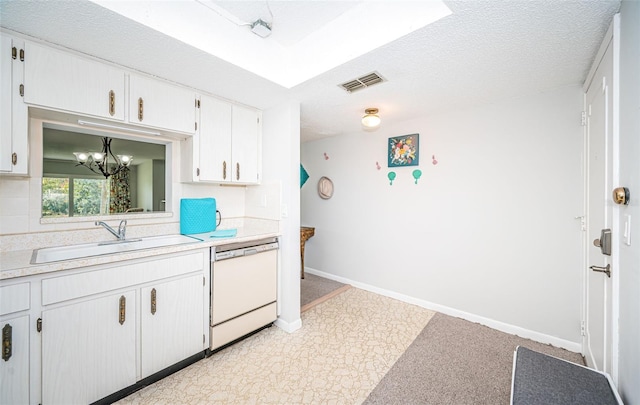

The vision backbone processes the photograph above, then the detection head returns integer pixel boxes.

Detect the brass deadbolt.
[613,187,630,205]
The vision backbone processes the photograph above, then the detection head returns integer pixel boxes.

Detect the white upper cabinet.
[23,41,126,120]
[0,34,28,174]
[129,74,196,135]
[198,95,232,182]
[189,94,260,184]
[231,104,261,184]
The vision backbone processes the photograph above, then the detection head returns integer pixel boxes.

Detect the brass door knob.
[613,187,630,205]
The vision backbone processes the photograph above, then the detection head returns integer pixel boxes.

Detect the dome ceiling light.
[362,108,381,128]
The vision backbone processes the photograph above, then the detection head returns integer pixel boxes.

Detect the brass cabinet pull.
[119,295,126,325]
[109,90,115,116]
[19,84,24,97]
[222,161,227,180]
[236,163,240,181]
[11,46,16,60]
[138,97,144,121]
[2,324,12,361]
[150,288,157,315]
[19,49,24,62]
[11,153,17,166]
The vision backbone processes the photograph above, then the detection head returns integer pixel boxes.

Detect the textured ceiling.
[0,0,621,143]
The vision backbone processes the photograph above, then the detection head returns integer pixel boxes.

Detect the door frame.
[581,14,620,383]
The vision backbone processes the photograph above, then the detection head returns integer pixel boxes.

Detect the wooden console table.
[300,227,315,279]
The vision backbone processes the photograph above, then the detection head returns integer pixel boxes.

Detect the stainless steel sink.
[31,234,202,264]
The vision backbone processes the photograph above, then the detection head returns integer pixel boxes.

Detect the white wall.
[616,2,640,403]
[261,101,302,332]
[301,85,584,348]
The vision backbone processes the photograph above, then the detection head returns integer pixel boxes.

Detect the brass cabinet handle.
[2,323,12,361]
[11,46,16,60]
[109,90,115,116]
[19,48,24,62]
[222,161,227,180]
[236,163,240,181]
[119,295,126,325]
[150,288,157,315]
[138,97,144,121]
[11,153,17,166]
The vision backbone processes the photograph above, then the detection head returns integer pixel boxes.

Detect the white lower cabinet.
[38,249,209,404]
[41,291,137,405]
[0,282,31,404]
[0,314,30,404]
[141,274,204,378]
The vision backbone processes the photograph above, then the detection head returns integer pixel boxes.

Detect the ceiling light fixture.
[362,108,381,128]
[73,137,133,179]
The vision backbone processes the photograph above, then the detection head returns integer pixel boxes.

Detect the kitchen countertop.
[0,224,280,281]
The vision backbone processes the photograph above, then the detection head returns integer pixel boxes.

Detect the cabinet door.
[23,41,125,120]
[198,95,232,182]
[141,274,204,378]
[129,74,196,135]
[232,105,260,184]
[42,291,136,405]
[0,34,28,174]
[0,315,29,405]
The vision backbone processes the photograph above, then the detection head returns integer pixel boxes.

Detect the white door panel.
[585,39,614,374]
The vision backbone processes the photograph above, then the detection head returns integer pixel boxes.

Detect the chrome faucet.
[95,220,127,240]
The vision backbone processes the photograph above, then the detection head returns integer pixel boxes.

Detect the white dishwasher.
[210,237,278,351]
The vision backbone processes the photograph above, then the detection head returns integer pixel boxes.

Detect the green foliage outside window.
[42,178,69,217]
[42,177,107,217]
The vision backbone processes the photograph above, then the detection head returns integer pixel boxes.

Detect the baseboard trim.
[274,316,302,333]
[305,267,581,353]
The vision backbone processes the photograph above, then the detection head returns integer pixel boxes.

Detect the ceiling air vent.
[339,71,386,93]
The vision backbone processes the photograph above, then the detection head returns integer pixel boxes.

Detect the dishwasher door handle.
[243,248,258,256]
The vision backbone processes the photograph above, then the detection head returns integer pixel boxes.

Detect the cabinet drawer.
[0,283,29,316]
[211,302,276,350]
[42,251,206,305]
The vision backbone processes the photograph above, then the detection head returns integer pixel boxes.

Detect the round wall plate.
[318,176,334,199]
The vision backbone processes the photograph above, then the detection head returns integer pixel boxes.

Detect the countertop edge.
[0,232,281,281]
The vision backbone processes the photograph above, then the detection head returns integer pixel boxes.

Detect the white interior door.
[584,39,614,373]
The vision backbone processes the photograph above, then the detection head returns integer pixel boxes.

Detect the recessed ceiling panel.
[90,0,451,88]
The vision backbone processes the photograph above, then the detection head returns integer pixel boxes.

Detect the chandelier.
[73,137,133,179]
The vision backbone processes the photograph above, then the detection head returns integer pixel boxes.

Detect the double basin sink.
[31,234,202,264]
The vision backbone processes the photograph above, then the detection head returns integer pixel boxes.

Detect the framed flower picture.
[388,133,419,167]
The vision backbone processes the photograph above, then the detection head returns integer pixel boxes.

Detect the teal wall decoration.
[412,169,422,184]
[300,164,309,188]
[388,171,396,185]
